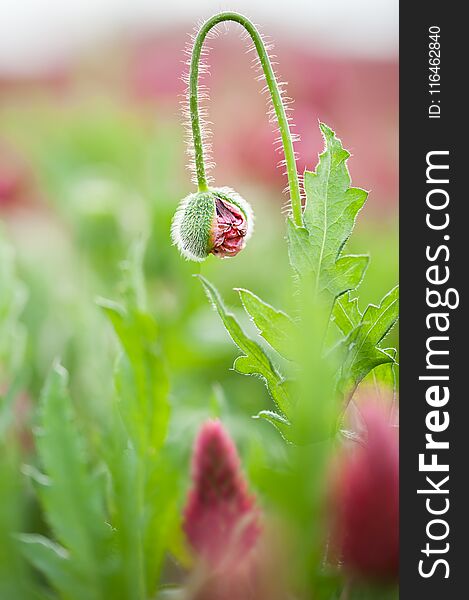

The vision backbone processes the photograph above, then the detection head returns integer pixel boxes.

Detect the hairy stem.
[189,11,303,226]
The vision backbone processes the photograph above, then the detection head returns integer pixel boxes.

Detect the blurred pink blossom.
[0,144,32,212]
[330,402,399,582]
[183,419,260,568]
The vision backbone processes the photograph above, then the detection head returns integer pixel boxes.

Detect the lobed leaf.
[370,347,399,389]
[286,219,314,279]
[98,240,175,596]
[103,431,146,600]
[236,288,297,360]
[332,293,361,336]
[33,363,115,600]
[18,534,86,600]
[289,123,369,305]
[141,456,180,593]
[1,449,44,600]
[197,275,293,417]
[254,410,298,444]
[338,286,399,396]
[98,240,170,458]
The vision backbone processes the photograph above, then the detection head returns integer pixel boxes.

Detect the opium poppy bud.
[330,403,399,582]
[183,419,261,567]
[171,187,253,261]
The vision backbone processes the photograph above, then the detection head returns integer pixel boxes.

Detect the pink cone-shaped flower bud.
[171,187,253,261]
[330,402,399,582]
[183,420,261,568]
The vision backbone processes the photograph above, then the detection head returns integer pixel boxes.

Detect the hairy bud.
[171,187,253,261]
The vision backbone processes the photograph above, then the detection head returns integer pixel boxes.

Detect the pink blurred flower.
[129,34,185,102]
[183,420,260,568]
[330,402,399,582]
[182,421,294,600]
[0,147,30,211]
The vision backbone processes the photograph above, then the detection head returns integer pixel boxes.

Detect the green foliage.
[194,122,398,600]
[198,123,399,440]
[334,286,399,396]
[98,240,177,595]
[289,123,368,304]
[237,287,297,360]
[1,448,40,600]
[0,232,27,394]
[98,241,170,458]
[18,241,178,600]
[198,275,293,417]
[0,235,40,600]
[20,363,116,600]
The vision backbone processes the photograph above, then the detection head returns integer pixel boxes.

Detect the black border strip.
[400,4,465,596]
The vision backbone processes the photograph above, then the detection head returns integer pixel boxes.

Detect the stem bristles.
[184,12,304,227]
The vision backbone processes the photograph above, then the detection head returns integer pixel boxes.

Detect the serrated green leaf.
[362,347,399,421]
[98,239,175,597]
[197,275,292,416]
[286,219,314,278]
[103,431,146,600]
[104,420,178,598]
[141,455,180,594]
[294,123,369,303]
[119,237,148,311]
[254,410,298,443]
[1,444,42,600]
[339,286,399,395]
[236,288,297,360]
[369,347,398,389]
[332,293,361,336]
[322,255,369,300]
[34,363,116,600]
[106,306,169,456]
[18,534,86,600]
[100,364,175,600]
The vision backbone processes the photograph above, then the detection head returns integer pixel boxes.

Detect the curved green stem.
[189,12,303,227]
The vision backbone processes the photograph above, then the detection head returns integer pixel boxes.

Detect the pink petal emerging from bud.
[183,420,260,568]
[171,187,253,262]
[330,403,399,582]
[211,197,247,258]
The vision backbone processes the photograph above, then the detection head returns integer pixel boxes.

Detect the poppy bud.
[183,419,260,567]
[171,188,253,261]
